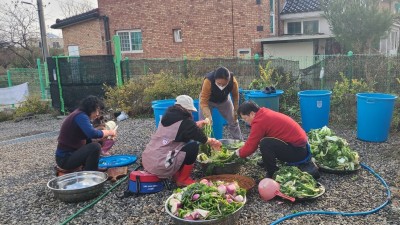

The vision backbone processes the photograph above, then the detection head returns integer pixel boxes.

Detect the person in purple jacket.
[55,95,117,171]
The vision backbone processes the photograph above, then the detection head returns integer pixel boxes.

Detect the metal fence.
[48,55,116,113]
[2,59,50,103]
[122,54,400,93]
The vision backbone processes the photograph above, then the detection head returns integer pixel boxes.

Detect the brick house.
[51,0,277,58]
[51,0,400,59]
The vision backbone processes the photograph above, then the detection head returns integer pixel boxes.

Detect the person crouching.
[142,95,221,187]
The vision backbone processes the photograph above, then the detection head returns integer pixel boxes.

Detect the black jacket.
[161,105,208,144]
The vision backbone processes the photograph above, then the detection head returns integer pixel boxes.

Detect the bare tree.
[57,0,95,18]
[0,1,42,67]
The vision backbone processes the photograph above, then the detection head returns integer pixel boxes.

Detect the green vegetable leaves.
[308,126,360,170]
[274,166,322,198]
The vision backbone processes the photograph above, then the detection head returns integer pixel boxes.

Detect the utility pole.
[37,0,49,62]
[23,0,49,62]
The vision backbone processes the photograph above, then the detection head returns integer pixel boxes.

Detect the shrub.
[104,71,203,117]
[104,75,156,116]
[14,95,52,119]
[331,73,374,127]
[0,109,14,122]
[144,71,202,101]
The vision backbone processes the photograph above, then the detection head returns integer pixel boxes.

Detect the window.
[173,29,182,42]
[303,21,319,34]
[117,30,143,53]
[287,22,301,34]
[53,42,60,48]
[269,0,275,34]
[68,45,80,56]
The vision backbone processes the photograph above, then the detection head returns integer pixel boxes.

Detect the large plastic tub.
[151,99,176,106]
[152,102,175,128]
[298,90,332,132]
[244,90,284,112]
[356,93,398,142]
[212,108,224,139]
[193,99,199,122]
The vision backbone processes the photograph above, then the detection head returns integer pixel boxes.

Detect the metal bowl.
[165,194,246,225]
[47,171,108,203]
[218,139,244,150]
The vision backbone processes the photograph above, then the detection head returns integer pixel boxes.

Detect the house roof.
[281,0,321,15]
[51,9,100,29]
[255,34,334,43]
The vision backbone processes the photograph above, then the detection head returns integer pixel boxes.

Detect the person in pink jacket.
[235,101,319,179]
[142,95,221,186]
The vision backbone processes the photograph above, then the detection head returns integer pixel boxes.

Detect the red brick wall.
[62,19,107,56]
[97,0,271,58]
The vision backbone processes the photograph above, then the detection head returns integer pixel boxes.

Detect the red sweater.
[238,108,307,158]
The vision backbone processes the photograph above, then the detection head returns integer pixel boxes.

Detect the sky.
[5,0,98,37]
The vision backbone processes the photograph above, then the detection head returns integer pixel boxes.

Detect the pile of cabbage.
[274,166,323,198]
[166,179,246,220]
[308,126,360,170]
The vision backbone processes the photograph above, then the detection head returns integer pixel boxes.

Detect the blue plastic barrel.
[212,108,224,139]
[239,89,254,106]
[151,99,176,106]
[152,102,175,128]
[298,90,332,132]
[245,90,284,112]
[356,93,398,142]
[193,99,199,122]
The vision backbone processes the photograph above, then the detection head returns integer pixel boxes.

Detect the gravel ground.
[0,114,399,225]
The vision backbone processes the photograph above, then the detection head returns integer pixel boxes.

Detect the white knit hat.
[175,95,197,112]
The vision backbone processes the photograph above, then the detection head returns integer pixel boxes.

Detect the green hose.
[59,175,128,225]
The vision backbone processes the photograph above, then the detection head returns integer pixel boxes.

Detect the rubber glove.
[235,149,241,157]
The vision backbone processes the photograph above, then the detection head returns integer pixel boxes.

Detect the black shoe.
[257,160,265,168]
[298,161,320,179]
[263,86,272,94]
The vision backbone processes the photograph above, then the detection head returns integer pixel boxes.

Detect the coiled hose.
[270,163,392,225]
[59,163,391,225]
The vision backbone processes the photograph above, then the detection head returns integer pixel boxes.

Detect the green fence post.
[7,70,14,108]
[36,58,46,99]
[7,70,12,87]
[183,56,188,78]
[347,51,353,88]
[55,56,65,115]
[124,57,130,81]
[320,55,325,90]
[44,61,49,88]
[387,58,392,93]
[113,35,123,87]
[254,53,260,77]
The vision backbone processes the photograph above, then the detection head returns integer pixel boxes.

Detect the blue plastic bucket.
[152,102,175,127]
[298,90,332,132]
[193,99,199,122]
[239,89,254,106]
[212,108,224,139]
[151,99,176,106]
[356,93,398,142]
[244,90,284,112]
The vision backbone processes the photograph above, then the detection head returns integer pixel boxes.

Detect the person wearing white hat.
[142,95,221,187]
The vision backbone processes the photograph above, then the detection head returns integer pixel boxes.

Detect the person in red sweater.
[236,101,319,179]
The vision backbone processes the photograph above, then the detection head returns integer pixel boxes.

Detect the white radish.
[217,184,227,195]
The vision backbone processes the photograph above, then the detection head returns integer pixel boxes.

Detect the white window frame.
[116,29,143,53]
[303,20,319,35]
[173,29,182,42]
[286,20,319,35]
[270,0,275,34]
